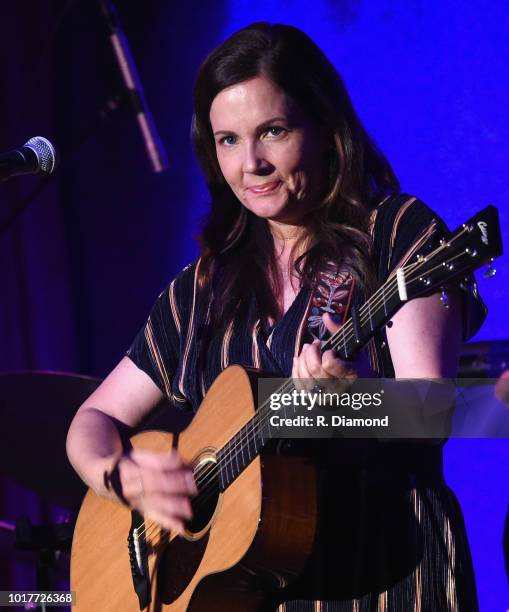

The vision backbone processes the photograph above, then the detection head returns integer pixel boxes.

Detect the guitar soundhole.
[186,453,220,536]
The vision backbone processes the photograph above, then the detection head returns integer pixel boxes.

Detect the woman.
[67,22,485,610]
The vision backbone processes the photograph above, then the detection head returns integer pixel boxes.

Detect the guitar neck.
[321,276,402,360]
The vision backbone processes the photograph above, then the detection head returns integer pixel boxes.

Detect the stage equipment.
[100,0,168,173]
[0,372,100,509]
[0,137,57,182]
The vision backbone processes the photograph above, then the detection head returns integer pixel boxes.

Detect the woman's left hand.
[292,313,373,387]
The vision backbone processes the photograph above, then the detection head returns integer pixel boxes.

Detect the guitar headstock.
[401,205,502,300]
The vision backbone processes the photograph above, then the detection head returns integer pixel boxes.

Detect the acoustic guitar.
[70,206,502,611]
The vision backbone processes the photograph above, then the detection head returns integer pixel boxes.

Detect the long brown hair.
[192,22,399,329]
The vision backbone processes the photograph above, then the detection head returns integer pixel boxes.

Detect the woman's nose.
[242,141,265,173]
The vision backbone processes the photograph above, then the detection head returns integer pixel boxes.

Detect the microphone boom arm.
[100,0,168,173]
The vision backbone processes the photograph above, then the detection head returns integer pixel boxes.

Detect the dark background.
[0,0,227,377]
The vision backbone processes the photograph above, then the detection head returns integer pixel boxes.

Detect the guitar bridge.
[127,511,152,610]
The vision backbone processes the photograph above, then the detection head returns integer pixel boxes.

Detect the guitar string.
[137,240,474,542]
[137,234,476,542]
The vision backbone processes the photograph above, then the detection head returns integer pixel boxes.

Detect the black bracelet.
[103,457,129,506]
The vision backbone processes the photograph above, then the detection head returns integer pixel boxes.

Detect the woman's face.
[209,75,328,227]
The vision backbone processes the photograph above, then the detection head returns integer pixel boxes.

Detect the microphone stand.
[100,0,168,173]
[14,516,74,612]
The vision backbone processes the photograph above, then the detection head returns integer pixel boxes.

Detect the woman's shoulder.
[161,258,201,294]
[149,258,202,317]
[370,193,452,283]
[371,193,487,341]
[372,193,447,235]
[372,193,449,260]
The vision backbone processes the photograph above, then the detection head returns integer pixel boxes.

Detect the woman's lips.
[246,180,281,195]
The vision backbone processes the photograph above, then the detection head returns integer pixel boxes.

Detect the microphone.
[0,137,58,181]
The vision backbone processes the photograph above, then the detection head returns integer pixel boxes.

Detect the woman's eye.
[219,135,237,146]
[265,126,286,138]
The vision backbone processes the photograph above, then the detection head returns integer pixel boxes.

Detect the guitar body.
[71,366,318,611]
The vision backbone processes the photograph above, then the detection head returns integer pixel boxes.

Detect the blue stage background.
[0,1,507,608]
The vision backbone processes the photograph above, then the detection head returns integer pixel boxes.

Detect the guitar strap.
[306,261,356,343]
[304,195,393,373]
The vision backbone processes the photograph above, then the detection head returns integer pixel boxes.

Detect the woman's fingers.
[321,350,348,378]
[119,452,196,497]
[141,494,193,533]
[131,448,182,471]
[143,509,184,534]
[293,311,364,385]
[116,450,197,533]
[299,341,323,376]
[305,340,325,377]
[322,312,342,335]
[143,467,197,497]
[293,341,321,389]
[129,449,196,494]
[144,493,193,521]
[296,339,355,380]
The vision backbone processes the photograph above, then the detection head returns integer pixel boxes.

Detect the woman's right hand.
[115,449,197,534]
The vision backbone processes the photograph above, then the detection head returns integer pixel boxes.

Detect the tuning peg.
[440,290,449,308]
[484,260,496,278]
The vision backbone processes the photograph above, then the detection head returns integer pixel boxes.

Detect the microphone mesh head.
[24,136,58,175]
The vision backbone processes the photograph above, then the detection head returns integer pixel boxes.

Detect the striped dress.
[127,194,485,611]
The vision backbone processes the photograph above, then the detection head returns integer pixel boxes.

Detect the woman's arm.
[386,288,463,378]
[293,288,463,380]
[66,356,196,533]
[66,357,162,495]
